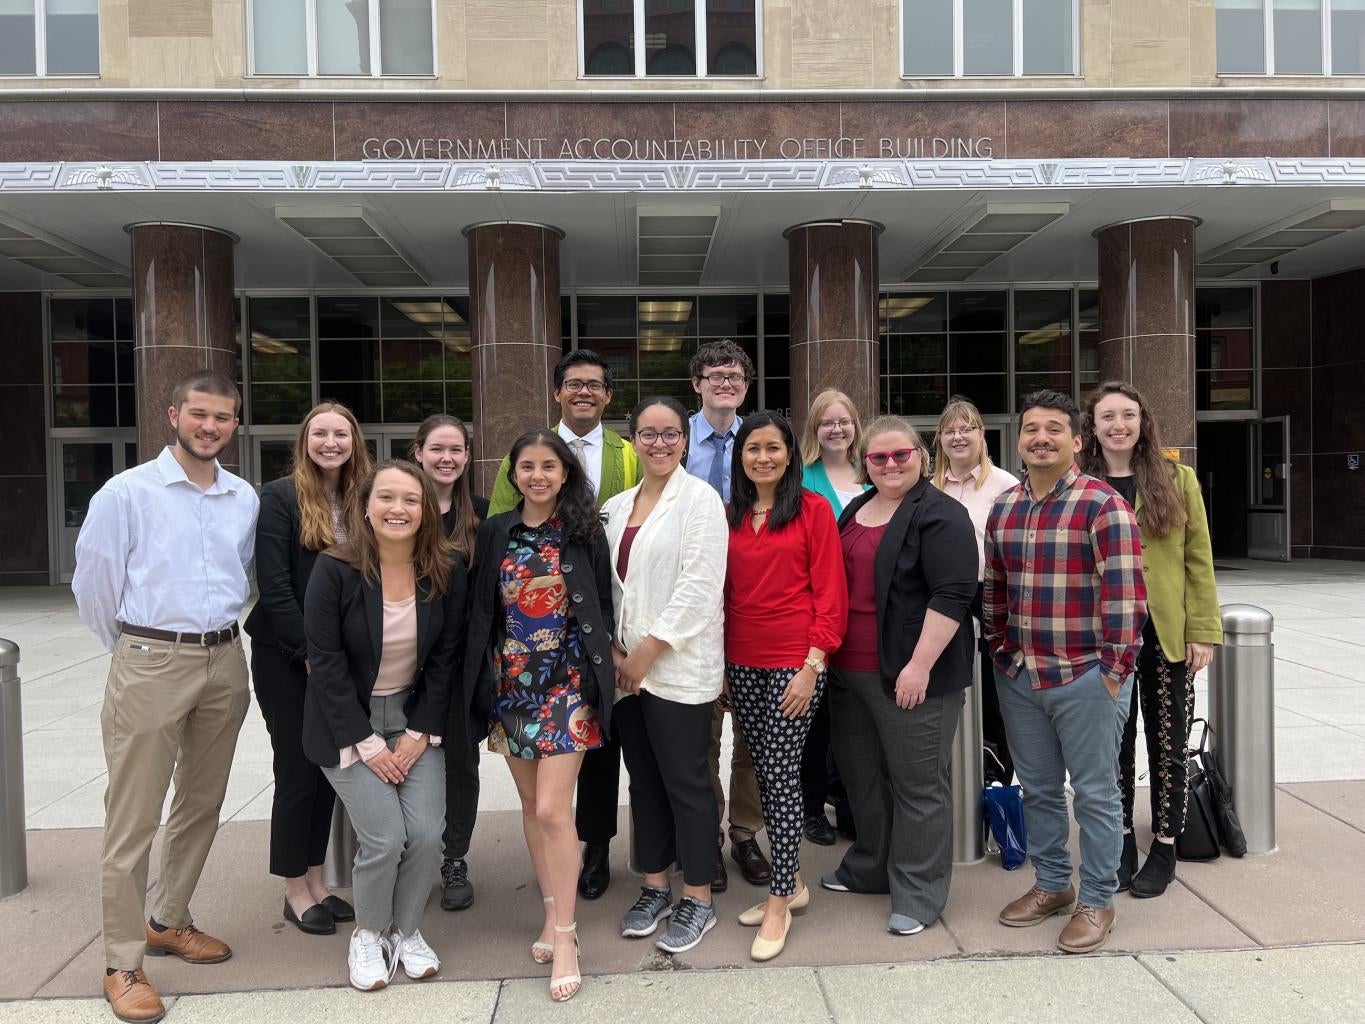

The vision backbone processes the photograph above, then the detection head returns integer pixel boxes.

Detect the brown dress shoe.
[103,969,166,1024]
[1057,903,1116,954]
[998,884,1077,927]
[144,922,232,964]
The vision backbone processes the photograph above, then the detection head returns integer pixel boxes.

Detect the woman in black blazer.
[821,415,978,937]
[244,402,372,935]
[304,460,466,992]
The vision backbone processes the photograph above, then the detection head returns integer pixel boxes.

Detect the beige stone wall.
[5,0,1365,91]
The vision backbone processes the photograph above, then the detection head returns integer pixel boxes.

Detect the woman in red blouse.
[723,412,848,962]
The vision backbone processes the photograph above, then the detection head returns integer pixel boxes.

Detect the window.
[581,0,759,77]
[249,0,435,77]
[1196,288,1256,411]
[1217,0,1365,73]
[0,0,99,77]
[50,298,134,427]
[902,0,1076,76]
[881,291,1010,416]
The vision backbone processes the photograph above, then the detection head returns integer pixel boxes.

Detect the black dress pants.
[442,688,481,861]
[252,642,336,878]
[800,697,850,817]
[574,732,622,845]
[972,583,1013,784]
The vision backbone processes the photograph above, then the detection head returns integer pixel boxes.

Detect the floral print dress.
[487,517,603,759]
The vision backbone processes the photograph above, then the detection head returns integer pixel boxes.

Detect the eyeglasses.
[635,428,684,446]
[817,418,855,432]
[940,426,979,439]
[561,379,607,394]
[701,372,747,387]
[865,448,918,467]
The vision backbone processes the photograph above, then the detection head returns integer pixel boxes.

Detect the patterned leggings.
[727,662,825,897]
[1119,620,1196,838]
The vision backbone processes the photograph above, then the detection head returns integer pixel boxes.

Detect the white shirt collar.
[557,421,604,448]
[155,445,235,494]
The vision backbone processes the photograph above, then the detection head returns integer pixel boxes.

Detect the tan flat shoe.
[738,885,810,926]
[749,908,792,962]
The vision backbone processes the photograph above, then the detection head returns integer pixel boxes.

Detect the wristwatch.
[804,655,825,674]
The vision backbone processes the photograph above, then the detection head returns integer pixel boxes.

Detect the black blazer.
[463,510,616,743]
[302,552,468,768]
[244,477,320,664]
[837,477,978,700]
[442,494,490,540]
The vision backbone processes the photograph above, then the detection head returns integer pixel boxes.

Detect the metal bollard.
[323,801,357,890]
[0,639,26,898]
[951,626,985,865]
[1207,604,1277,855]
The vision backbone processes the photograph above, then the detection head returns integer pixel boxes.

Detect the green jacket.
[488,426,640,515]
[801,459,869,517]
[1136,462,1223,661]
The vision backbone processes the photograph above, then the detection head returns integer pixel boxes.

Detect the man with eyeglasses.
[488,349,640,901]
[684,338,772,892]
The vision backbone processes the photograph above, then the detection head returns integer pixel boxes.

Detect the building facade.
[2,0,1364,584]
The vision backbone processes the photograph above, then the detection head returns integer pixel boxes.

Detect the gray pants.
[828,668,962,925]
[323,693,445,935]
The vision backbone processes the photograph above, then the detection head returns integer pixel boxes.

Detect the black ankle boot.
[1130,841,1176,898]
[1116,832,1139,893]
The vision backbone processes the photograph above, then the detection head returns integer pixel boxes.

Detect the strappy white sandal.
[549,922,581,1003]
[531,896,555,964]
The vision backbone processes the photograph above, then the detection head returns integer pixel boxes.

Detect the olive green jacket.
[487,425,640,515]
[1136,462,1223,661]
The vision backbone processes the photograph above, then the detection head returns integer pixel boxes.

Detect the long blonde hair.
[931,396,996,492]
[293,402,374,552]
[800,389,865,468]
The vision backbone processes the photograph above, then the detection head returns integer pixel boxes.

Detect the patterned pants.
[1119,621,1196,838]
[727,662,825,897]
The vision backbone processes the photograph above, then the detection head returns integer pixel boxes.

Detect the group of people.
[72,337,1221,1024]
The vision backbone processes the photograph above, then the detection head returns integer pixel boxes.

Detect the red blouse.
[833,519,887,672]
[724,489,849,669]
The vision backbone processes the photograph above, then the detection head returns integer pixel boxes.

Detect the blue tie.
[707,433,728,499]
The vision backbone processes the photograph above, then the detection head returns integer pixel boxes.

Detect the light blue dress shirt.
[687,410,742,504]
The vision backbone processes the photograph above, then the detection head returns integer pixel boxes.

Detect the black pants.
[615,691,718,887]
[442,690,481,861]
[574,733,622,845]
[1119,619,1196,838]
[800,698,850,817]
[252,642,336,879]
[972,584,1013,784]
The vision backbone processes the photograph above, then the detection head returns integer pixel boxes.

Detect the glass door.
[58,436,137,582]
[1247,416,1291,562]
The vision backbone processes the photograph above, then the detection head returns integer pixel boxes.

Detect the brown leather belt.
[120,623,240,647]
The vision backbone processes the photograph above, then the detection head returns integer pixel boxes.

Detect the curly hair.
[1078,381,1187,538]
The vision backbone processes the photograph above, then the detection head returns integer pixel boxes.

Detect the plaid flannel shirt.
[983,464,1146,689]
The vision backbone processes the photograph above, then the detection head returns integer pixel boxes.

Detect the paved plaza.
[2,559,1364,1021]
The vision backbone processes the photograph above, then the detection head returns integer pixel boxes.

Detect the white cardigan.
[602,467,728,705]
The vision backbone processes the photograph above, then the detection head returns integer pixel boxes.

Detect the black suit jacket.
[463,510,616,743]
[302,552,468,768]
[244,477,319,664]
[837,477,978,699]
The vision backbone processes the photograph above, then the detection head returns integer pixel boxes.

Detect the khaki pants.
[709,701,764,843]
[100,632,250,969]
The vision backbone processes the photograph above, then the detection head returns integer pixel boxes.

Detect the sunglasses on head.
[865,448,918,468]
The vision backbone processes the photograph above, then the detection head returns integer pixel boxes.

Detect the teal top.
[801,460,870,516]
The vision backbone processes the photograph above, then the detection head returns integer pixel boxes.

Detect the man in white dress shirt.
[73,370,259,1024]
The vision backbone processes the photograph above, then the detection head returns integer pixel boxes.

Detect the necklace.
[753,506,772,516]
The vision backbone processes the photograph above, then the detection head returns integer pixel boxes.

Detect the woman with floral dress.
[463,429,614,1003]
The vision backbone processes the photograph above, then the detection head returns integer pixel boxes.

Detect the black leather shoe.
[731,838,772,886]
[1116,832,1139,893]
[711,847,729,893]
[803,814,837,846]
[578,842,611,900]
[284,900,335,935]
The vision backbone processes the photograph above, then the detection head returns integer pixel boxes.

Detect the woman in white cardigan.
[603,395,728,957]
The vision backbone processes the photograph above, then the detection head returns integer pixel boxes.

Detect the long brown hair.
[931,395,997,492]
[411,414,477,566]
[293,402,374,552]
[331,460,453,599]
[1079,381,1188,538]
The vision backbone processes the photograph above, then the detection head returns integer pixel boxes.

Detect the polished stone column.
[1095,216,1199,465]
[128,222,239,470]
[464,222,563,495]
[785,220,883,430]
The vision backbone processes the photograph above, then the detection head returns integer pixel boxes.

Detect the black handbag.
[1176,719,1222,862]
[1202,725,1248,857]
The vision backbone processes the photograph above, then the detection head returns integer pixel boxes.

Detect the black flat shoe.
[284,900,335,935]
[320,895,355,922]
[803,814,837,847]
[578,842,611,901]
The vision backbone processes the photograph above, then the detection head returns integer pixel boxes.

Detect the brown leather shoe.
[103,969,166,1024]
[1057,903,1116,954]
[144,921,232,964]
[730,838,772,886]
[998,884,1077,927]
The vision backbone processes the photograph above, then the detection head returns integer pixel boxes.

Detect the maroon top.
[833,520,887,672]
[617,525,641,581]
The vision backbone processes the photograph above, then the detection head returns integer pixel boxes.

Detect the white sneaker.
[393,929,441,979]
[348,928,397,991]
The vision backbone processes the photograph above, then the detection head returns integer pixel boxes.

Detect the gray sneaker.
[621,886,673,937]
[654,896,716,954]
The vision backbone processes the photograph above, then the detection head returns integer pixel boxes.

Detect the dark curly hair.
[504,428,604,545]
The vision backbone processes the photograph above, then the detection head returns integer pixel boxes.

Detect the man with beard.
[74,371,259,1024]
[983,389,1145,955]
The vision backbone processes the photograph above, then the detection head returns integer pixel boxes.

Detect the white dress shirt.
[557,420,605,497]
[72,446,260,651]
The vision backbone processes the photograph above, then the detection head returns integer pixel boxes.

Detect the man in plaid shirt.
[984,389,1145,954]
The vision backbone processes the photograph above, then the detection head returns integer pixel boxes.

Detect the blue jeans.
[994,663,1133,909]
